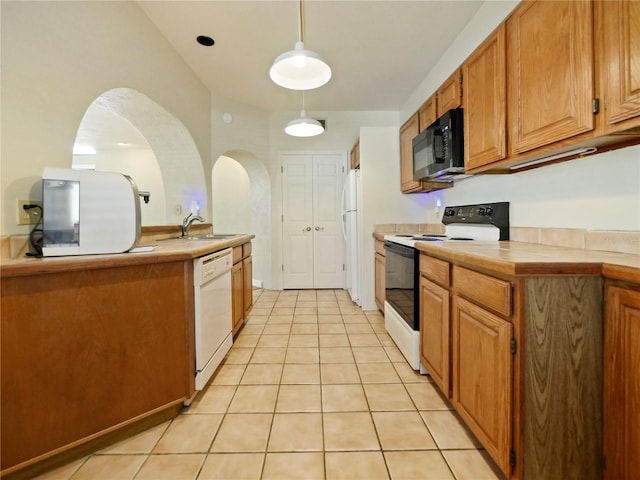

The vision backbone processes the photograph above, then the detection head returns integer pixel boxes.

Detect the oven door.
[383,241,419,330]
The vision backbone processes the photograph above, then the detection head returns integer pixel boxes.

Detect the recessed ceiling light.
[196,35,215,47]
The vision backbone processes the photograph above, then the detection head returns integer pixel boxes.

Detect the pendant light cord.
[298,0,304,42]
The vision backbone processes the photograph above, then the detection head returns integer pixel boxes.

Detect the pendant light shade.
[285,110,324,137]
[270,0,331,90]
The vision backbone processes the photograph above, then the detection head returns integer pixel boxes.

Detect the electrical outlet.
[173,204,183,215]
[17,200,42,225]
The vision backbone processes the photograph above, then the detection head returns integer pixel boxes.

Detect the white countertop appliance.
[383,202,509,370]
[42,168,141,256]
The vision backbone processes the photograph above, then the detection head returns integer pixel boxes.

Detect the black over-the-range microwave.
[412,108,467,181]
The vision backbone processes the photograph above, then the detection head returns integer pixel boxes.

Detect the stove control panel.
[442,202,510,239]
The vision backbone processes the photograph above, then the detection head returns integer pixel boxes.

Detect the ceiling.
[75,1,485,151]
[137,0,485,113]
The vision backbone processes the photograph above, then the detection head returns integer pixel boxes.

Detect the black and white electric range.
[382,202,509,371]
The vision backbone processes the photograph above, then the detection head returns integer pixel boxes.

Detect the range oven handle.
[384,241,416,258]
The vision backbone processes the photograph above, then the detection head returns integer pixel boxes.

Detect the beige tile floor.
[36,289,505,480]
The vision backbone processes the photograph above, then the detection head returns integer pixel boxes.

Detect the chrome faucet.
[181,213,205,237]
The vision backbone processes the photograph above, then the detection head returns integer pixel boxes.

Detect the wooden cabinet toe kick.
[1,401,183,480]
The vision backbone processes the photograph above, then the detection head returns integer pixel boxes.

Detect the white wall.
[423,147,640,230]
[1,1,211,236]
[211,156,252,234]
[210,95,272,287]
[400,0,640,232]
[359,127,427,310]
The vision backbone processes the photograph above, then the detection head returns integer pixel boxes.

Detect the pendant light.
[270,0,332,90]
[285,92,324,137]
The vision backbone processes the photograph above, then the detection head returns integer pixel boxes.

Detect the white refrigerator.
[341,169,361,305]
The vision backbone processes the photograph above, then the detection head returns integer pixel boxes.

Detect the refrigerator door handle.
[340,176,347,214]
[341,212,347,240]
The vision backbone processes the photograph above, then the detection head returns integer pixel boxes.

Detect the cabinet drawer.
[233,246,243,264]
[453,266,511,317]
[375,240,386,256]
[420,255,450,287]
[242,242,252,259]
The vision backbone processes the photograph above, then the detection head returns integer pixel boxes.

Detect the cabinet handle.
[303,226,311,232]
[315,226,324,231]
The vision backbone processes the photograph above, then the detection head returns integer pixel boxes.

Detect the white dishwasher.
[193,248,233,391]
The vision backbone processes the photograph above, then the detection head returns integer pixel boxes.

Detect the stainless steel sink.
[175,233,240,240]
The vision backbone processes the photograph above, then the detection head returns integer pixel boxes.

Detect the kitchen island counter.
[0,233,255,278]
[0,232,254,478]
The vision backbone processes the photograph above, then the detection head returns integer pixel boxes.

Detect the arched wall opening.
[212,150,271,288]
[73,88,206,225]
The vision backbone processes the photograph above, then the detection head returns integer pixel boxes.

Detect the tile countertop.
[0,234,255,278]
[374,233,640,283]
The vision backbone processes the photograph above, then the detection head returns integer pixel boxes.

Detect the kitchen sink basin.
[178,233,240,240]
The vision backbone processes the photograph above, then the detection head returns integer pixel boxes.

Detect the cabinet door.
[231,262,244,334]
[374,252,385,312]
[243,256,253,318]
[599,0,640,132]
[604,286,640,480]
[463,24,507,171]
[507,0,594,154]
[419,95,437,133]
[350,140,360,169]
[452,296,512,476]
[420,276,450,398]
[399,113,421,193]
[437,69,462,116]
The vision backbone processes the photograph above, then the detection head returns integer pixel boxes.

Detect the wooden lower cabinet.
[374,240,385,312]
[231,262,244,334]
[452,295,512,474]
[604,283,640,480]
[420,276,450,397]
[231,242,253,335]
[419,255,604,479]
[243,256,253,318]
[0,261,194,473]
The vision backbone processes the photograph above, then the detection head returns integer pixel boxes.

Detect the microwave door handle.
[432,128,444,163]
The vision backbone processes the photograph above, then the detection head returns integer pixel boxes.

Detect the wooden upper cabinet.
[463,24,507,172]
[598,0,640,133]
[418,95,437,133]
[507,0,594,154]
[350,140,360,169]
[437,69,463,117]
[399,112,422,193]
